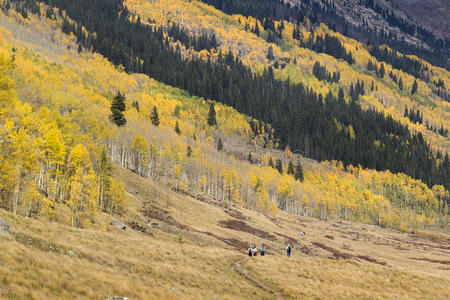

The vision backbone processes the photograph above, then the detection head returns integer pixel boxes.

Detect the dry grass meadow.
[1,166,449,299]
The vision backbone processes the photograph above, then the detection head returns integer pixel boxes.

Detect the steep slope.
[392,0,449,39]
[200,0,450,69]
[7,0,448,191]
[0,0,448,232]
[0,1,449,298]
[124,0,450,181]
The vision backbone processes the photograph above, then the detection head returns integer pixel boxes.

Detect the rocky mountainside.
[392,0,449,39]
[206,0,449,68]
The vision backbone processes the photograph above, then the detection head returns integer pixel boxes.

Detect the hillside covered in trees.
[0,0,450,298]
[0,0,449,231]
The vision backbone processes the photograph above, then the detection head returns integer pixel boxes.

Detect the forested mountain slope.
[0,0,449,230]
[5,0,449,191]
[200,0,450,69]
[0,0,449,298]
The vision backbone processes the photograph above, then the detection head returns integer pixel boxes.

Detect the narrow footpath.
[231,257,285,300]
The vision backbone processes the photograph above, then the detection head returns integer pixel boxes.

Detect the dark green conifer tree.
[150,106,160,127]
[267,46,274,61]
[411,80,418,95]
[294,162,304,182]
[109,91,127,127]
[275,159,283,174]
[207,103,218,127]
[175,121,181,135]
[287,161,295,175]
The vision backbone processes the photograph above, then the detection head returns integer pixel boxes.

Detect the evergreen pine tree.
[294,162,304,182]
[150,106,160,127]
[275,159,283,174]
[186,146,192,158]
[217,138,223,151]
[132,101,140,112]
[268,157,275,168]
[379,63,385,78]
[287,161,295,175]
[411,80,418,95]
[175,121,181,135]
[207,103,217,127]
[109,91,127,127]
[254,23,260,35]
[267,46,274,61]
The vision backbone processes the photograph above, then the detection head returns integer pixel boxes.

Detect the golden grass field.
[1,166,449,299]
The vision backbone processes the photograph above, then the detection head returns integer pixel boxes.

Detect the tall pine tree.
[207,103,217,127]
[150,106,160,127]
[109,91,126,127]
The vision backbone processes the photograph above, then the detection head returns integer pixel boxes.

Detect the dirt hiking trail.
[231,257,285,300]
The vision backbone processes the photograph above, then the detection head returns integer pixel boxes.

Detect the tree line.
[369,45,429,81]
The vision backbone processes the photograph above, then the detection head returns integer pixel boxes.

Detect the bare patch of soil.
[312,242,353,260]
[312,242,386,265]
[218,219,276,241]
[223,208,249,221]
[198,230,248,250]
[389,236,450,251]
[356,255,386,265]
[410,257,450,265]
[274,232,298,245]
[141,205,188,230]
[128,221,147,234]
[141,205,249,250]
[298,245,314,255]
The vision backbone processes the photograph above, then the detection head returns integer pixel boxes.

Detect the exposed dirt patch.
[356,255,387,265]
[410,257,450,265]
[128,221,147,234]
[218,219,276,241]
[312,242,387,265]
[141,205,188,230]
[197,230,248,250]
[389,236,450,251]
[141,205,249,250]
[223,208,249,221]
[298,245,314,255]
[312,242,353,260]
[274,232,298,245]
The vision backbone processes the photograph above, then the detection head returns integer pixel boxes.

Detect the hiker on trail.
[286,244,292,257]
[252,247,258,256]
[260,245,265,256]
[300,231,305,237]
[248,247,253,257]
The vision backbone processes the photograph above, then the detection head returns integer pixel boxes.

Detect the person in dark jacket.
[286,244,292,257]
[260,245,266,256]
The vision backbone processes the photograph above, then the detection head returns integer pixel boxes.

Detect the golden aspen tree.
[67,144,98,227]
[107,178,127,215]
[131,134,149,176]
[42,126,66,201]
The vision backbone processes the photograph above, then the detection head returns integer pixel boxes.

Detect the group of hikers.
[248,245,265,257]
[247,232,304,258]
[247,243,294,257]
